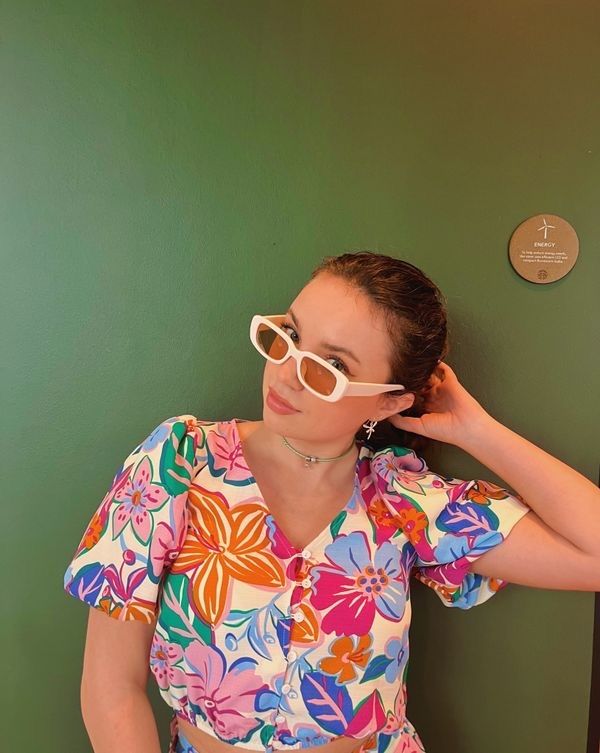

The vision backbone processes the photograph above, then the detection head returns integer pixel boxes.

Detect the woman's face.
[260,272,415,447]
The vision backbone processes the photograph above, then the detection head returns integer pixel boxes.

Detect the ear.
[374,392,415,420]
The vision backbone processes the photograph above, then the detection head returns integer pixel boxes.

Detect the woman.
[64,251,600,753]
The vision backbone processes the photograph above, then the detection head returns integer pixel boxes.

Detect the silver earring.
[362,419,378,439]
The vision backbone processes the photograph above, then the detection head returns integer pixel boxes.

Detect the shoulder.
[115,414,224,493]
[366,442,460,510]
[368,443,433,485]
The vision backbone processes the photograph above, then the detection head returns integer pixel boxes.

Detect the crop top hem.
[171,709,364,752]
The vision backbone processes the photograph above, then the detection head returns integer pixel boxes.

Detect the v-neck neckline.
[228,417,365,556]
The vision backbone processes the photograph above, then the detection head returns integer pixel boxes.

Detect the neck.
[241,420,360,488]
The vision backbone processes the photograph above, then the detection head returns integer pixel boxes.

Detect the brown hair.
[309,250,449,456]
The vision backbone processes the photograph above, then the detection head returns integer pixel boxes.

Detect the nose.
[277,351,303,390]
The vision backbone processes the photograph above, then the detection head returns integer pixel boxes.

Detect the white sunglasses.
[249,314,407,403]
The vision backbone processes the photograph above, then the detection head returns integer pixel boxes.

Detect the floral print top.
[63,415,531,753]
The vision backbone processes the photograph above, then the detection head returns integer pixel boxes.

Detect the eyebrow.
[287,308,361,365]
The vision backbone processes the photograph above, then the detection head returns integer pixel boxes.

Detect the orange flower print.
[367,497,402,530]
[318,634,373,683]
[463,479,522,505]
[393,507,428,546]
[81,511,104,550]
[412,571,456,603]
[170,484,286,626]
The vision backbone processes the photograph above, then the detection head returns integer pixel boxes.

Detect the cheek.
[313,398,374,431]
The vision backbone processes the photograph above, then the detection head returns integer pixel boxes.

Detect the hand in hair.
[387,361,491,447]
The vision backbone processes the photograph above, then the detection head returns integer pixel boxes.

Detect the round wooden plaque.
[509,214,579,284]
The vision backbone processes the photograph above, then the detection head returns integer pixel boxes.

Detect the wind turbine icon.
[537,217,556,240]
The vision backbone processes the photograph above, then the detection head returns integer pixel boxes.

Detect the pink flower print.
[310,531,409,636]
[344,689,387,739]
[150,633,187,690]
[207,423,253,483]
[371,449,429,496]
[184,641,267,741]
[101,549,147,603]
[380,681,410,736]
[112,455,169,544]
[148,494,188,579]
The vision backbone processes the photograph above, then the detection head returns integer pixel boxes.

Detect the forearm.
[458,413,600,556]
[82,686,162,753]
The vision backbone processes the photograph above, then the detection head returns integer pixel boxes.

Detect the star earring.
[362,419,378,439]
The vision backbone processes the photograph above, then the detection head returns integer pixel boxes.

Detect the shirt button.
[301,548,312,560]
[275,714,286,724]
[287,650,298,661]
[301,577,311,588]
[281,683,291,694]
[292,610,305,622]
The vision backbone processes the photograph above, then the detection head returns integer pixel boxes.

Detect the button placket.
[283,546,316,692]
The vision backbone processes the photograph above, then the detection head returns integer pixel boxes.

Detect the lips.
[268,387,297,411]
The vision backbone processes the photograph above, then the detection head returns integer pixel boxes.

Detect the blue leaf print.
[298,655,313,674]
[434,530,503,564]
[359,653,392,684]
[300,671,353,735]
[451,572,486,609]
[377,732,394,753]
[438,500,499,536]
[255,688,282,712]
[468,530,504,556]
[247,612,272,660]
[229,656,259,673]
[276,615,291,655]
[65,562,105,606]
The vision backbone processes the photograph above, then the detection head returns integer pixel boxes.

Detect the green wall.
[2,2,598,752]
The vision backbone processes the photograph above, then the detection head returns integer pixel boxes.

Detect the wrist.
[457,409,499,452]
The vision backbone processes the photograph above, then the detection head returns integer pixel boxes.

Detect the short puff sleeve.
[371,445,531,610]
[63,414,210,623]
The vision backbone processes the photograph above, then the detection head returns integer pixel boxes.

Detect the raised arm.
[390,361,600,592]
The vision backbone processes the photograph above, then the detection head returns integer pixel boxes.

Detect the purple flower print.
[310,531,409,636]
[293,724,331,747]
[184,641,267,742]
[150,633,187,690]
[370,448,429,496]
[112,455,169,544]
[383,627,410,683]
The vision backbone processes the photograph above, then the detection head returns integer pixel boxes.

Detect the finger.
[390,415,422,431]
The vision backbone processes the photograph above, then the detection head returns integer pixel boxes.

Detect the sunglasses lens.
[255,322,289,360]
[254,319,340,398]
[301,356,338,397]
